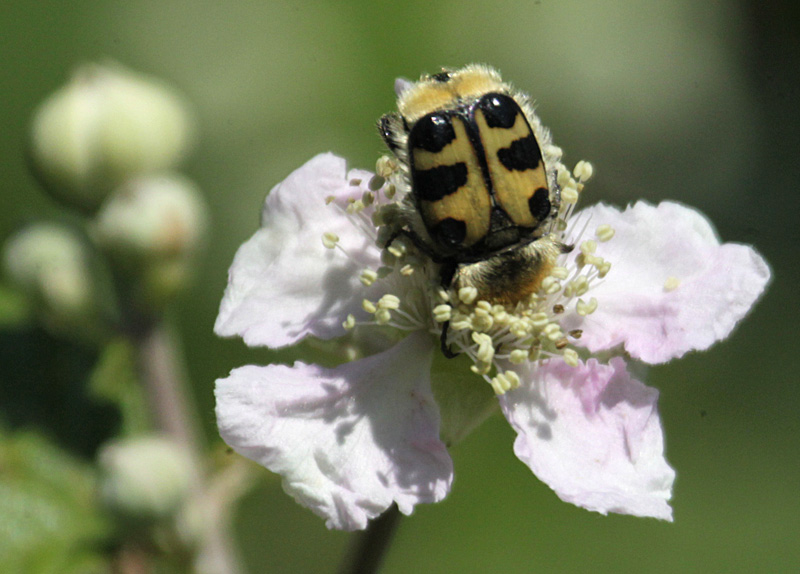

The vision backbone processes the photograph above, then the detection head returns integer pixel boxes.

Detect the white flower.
[215,153,769,530]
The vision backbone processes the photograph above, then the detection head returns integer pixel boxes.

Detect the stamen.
[508,349,528,364]
[387,242,406,258]
[540,276,562,295]
[490,370,520,395]
[362,299,377,314]
[458,286,478,305]
[322,232,339,249]
[378,294,401,310]
[433,304,452,323]
[368,175,384,191]
[346,199,365,214]
[529,312,549,328]
[562,348,579,367]
[557,168,571,188]
[375,156,396,179]
[574,160,594,182]
[562,186,579,204]
[664,276,681,291]
[360,269,378,286]
[595,224,615,242]
[472,332,495,363]
[580,240,597,255]
[343,314,356,330]
[576,297,598,316]
[450,314,472,331]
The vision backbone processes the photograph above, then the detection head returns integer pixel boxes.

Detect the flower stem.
[135,318,243,574]
[338,505,402,574]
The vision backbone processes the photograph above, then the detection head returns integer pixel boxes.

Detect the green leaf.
[0,430,111,573]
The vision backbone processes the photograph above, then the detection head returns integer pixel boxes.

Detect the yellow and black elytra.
[379,65,569,356]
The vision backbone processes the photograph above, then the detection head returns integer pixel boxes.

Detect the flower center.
[322,157,613,395]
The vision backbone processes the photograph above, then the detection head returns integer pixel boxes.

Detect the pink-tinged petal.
[214,153,383,347]
[563,201,770,363]
[215,331,452,531]
[499,357,675,520]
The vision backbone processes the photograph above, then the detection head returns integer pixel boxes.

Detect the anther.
[596,224,615,242]
[562,348,579,367]
[359,269,378,286]
[458,286,478,305]
[664,276,681,291]
[576,297,598,316]
[322,232,339,249]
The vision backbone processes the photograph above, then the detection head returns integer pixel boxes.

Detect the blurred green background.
[1,1,798,572]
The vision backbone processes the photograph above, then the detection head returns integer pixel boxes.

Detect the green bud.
[3,222,104,334]
[92,173,208,309]
[98,436,193,523]
[93,173,208,261]
[29,62,195,212]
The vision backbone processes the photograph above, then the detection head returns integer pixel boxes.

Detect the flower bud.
[93,173,207,261]
[98,436,194,523]
[3,222,102,332]
[92,173,209,307]
[29,62,195,212]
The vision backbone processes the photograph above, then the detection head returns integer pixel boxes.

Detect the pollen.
[664,276,681,291]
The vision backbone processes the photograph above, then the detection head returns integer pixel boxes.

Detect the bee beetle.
[378,65,570,357]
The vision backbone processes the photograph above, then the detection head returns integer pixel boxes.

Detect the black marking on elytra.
[431,71,452,82]
[528,187,551,221]
[478,93,520,129]
[431,217,467,248]
[411,113,456,153]
[497,134,541,172]
[413,163,467,201]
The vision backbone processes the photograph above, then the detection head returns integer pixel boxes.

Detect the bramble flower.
[214,150,769,530]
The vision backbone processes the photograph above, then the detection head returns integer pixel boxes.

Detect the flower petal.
[214,153,383,347]
[499,357,675,520]
[215,331,452,530]
[564,201,770,363]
